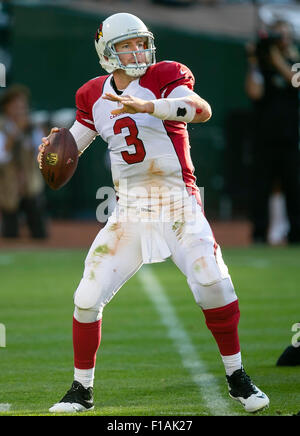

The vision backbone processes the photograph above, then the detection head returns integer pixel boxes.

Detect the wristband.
[151,98,196,123]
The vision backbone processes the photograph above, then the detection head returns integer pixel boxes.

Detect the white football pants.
[74,201,237,322]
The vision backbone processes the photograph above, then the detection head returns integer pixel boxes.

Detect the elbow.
[245,82,264,101]
[193,103,212,123]
[246,89,263,101]
[202,104,212,122]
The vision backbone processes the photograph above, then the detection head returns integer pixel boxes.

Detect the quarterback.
[39,13,269,413]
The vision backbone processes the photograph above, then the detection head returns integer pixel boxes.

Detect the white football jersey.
[75,61,201,211]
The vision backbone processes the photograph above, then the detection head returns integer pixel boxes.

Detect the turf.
[0,246,300,416]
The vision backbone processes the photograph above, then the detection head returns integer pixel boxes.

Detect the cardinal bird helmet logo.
[95,23,103,42]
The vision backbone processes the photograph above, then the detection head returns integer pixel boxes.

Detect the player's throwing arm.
[102,92,212,124]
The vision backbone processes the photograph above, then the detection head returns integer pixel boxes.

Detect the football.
[40,128,78,190]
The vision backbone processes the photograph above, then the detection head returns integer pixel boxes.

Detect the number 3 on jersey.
[113,116,146,164]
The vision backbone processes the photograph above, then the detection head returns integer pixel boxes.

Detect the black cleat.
[226,368,269,413]
[49,381,94,413]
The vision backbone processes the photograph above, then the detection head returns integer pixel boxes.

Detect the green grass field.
[0,246,300,416]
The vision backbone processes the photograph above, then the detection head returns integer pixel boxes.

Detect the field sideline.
[0,246,300,416]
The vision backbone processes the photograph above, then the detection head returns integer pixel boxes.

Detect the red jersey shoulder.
[75,75,109,131]
[140,61,195,98]
[76,75,109,110]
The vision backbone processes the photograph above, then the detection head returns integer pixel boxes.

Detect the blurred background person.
[0,84,48,239]
[245,19,300,245]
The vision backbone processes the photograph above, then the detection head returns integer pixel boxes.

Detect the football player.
[39,13,269,414]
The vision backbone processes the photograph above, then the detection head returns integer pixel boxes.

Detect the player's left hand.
[103,93,154,115]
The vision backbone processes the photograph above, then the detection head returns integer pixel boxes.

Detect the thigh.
[165,203,229,285]
[74,211,143,311]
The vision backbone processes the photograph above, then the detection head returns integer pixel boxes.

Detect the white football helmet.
[94,13,156,77]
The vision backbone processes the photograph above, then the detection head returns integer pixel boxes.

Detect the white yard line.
[0,404,11,412]
[138,266,235,416]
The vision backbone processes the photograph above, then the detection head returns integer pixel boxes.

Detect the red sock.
[73,317,102,369]
[202,300,240,356]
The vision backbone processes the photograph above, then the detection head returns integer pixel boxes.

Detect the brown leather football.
[40,128,78,190]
